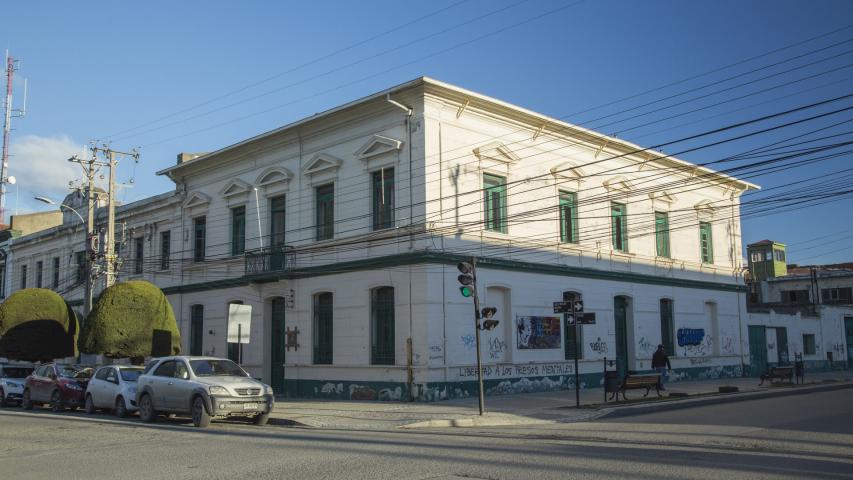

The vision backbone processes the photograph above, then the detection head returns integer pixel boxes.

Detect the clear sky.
[3,0,852,264]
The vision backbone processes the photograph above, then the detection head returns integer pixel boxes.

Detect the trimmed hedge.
[79,280,181,358]
[0,288,79,361]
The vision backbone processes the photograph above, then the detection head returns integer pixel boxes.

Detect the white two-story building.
[8,77,774,400]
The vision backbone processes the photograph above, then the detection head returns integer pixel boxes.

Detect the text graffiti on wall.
[721,336,735,355]
[455,362,574,380]
[677,328,705,347]
[637,336,654,356]
[589,337,608,355]
[488,337,507,360]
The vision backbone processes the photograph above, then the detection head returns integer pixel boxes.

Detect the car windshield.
[57,365,92,379]
[189,359,248,377]
[1,367,33,378]
[119,368,144,382]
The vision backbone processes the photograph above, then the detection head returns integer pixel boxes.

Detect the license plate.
[243,403,258,410]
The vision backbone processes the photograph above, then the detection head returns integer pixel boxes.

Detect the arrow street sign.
[573,300,584,314]
[565,314,576,325]
[553,301,573,313]
[577,312,596,325]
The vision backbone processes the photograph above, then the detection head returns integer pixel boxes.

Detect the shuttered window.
[699,222,714,263]
[611,202,628,252]
[483,174,507,233]
[655,211,670,258]
[559,191,578,244]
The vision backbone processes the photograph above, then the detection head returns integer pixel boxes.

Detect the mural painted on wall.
[516,316,561,349]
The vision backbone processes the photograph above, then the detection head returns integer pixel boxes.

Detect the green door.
[775,327,789,364]
[270,297,287,394]
[748,325,767,376]
[614,296,629,377]
[845,317,853,367]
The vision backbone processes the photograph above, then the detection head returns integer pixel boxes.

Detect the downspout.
[386,93,416,400]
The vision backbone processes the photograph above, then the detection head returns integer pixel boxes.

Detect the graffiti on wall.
[454,362,574,380]
[428,344,443,361]
[637,336,654,356]
[516,316,562,349]
[721,336,736,355]
[677,328,705,347]
[461,334,476,351]
[488,337,507,360]
[589,337,608,355]
[683,334,713,357]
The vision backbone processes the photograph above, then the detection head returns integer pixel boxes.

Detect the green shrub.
[79,280,181,358]
[0,288,79,361]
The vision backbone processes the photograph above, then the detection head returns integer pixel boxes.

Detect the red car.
[22,363,93,412]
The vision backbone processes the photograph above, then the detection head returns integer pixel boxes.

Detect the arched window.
[563,291,583,360]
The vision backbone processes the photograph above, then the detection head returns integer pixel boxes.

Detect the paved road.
[0,389,851,480]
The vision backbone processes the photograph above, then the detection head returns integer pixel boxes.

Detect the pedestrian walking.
[652,344,671,390]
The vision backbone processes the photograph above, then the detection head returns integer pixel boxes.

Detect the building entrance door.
[614,296,630,378]
[845,316,853,368]
[270,297,287,394]
[748,325,767,375]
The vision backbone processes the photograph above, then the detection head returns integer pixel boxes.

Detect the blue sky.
[3,0,852,264]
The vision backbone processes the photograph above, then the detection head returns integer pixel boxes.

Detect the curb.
[598,381,853,419]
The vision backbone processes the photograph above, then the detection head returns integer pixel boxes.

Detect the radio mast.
[1,53,26,225]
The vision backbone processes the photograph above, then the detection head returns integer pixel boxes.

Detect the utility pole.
[1,53,26,225]
[69,147,100,316]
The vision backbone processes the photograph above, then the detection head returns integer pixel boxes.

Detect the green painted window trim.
[371,286,395,365]
[654,211,670,258]
[699,222,714,264]
[483,173,507,233]
[611,202,628,252]
[559,191,578,244]
[372,168,395,230]
[660,298,675,354]
[231,206,247,256]
[316,184,335,241]
[313,292,334,365]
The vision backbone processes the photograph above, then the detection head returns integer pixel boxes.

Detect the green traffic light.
[460,286,474,297]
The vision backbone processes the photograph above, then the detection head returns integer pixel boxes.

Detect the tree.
[79,280,181,359]
[0,288,79,361]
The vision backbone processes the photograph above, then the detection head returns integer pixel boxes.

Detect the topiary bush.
[79,280,181,358]
[0,288,79,361]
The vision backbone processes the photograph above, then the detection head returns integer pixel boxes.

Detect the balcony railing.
[245,245,293,275]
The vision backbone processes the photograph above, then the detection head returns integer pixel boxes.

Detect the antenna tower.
[1,53,26,226]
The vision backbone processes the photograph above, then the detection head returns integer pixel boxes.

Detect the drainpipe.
[387,93,416,400]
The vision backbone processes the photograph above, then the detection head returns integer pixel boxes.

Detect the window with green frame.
[371,286,395,365]
[231,206,246,255]
[699,222,714,263]
[371,168,394,230]
[654,211,670,258]
[611,202,628,252]
[313,292,333,364]
[316,184,334,241]
[559,191,578,244]
[483,173,507,233]
[660,298,675,354]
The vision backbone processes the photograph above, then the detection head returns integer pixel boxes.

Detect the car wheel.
[138,393,157,423]
[191,396,211,428]
[114,396,128,418]
[253,412,270,426]
[50,390,65,413]
[0,388,6,408]
[84,394,96,414]
[22,389,33,410]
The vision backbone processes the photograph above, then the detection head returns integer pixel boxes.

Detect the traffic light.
[480,307,499,330]
[457,262,475,298]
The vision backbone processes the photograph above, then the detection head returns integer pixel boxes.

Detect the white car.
[136,356,274,428]
[85,365,144,417]
[0,363,34,407]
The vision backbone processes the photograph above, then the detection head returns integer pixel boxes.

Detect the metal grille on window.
[313,292,333,365]
[371,287,395,365]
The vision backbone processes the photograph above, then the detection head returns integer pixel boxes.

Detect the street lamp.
[33,196,85,224]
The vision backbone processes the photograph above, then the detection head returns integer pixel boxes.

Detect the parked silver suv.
[136,356,273,427]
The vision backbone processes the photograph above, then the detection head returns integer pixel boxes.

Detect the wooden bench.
[759,366,794,386]
[609,373,661,401]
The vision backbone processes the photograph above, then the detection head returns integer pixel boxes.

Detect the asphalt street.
[0,388,851,480]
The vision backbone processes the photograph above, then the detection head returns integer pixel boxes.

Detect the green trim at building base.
[278,364,747,402]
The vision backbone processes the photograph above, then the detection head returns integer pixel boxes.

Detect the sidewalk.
[269,371,853,430]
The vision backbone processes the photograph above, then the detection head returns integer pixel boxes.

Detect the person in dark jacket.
[652,344,672,390]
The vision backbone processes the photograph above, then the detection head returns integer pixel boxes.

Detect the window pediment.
[550,161,585,179]
[255,166,293,188]
[355,135,403,161]
[183,191,211,209]
[603,176,634,192]
[473,141,520,164]
[219,179,252,198]
[303,153,342,176]
[694,200,716,219]
[649,190,677,204]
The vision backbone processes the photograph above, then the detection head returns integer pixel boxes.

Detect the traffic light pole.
[471,257,485,416]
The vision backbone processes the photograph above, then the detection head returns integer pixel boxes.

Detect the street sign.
[553,301,573,313]
[573,300,584,314]
[577,312,596,325]
[565,314,576,325]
